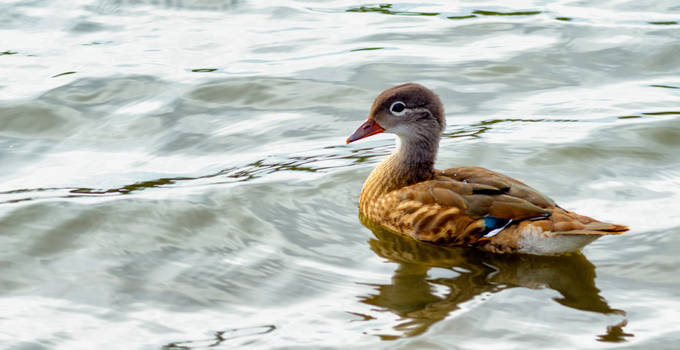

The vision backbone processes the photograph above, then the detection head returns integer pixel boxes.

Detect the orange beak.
[346,119,385,144]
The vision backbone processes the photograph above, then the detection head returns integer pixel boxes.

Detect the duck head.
[346,83,446,144]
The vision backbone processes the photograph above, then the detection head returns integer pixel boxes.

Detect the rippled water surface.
[1,0,679,349]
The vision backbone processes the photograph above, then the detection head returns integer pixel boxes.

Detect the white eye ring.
[390,101,407,116]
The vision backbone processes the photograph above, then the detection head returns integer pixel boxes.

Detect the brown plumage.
[347,83,628,255]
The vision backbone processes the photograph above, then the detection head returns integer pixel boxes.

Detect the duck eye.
[390,101,406,115]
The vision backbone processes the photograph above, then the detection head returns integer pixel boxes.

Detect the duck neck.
[391,133,439,183]
[360,131,439,208]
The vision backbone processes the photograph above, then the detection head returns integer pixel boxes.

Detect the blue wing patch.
[482,216,513,238]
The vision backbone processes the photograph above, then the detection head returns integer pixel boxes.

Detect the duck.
[346,83,628,255]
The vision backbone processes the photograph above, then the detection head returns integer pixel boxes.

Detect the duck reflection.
[358,214,631,341]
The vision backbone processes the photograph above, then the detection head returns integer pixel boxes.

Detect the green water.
[1,1,679,349]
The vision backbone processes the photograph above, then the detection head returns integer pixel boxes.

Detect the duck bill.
[346,119,385,144]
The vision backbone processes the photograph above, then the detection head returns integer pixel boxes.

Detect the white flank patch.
[517,227,600,255]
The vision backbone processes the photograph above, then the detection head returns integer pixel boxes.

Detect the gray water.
[1,1,679,349]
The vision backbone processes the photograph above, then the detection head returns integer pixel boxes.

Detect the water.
[1,0,679,349]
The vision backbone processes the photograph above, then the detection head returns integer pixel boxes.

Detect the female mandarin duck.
[347,83,628,255]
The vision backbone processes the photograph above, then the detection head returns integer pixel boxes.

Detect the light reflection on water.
[1,0,680,349]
